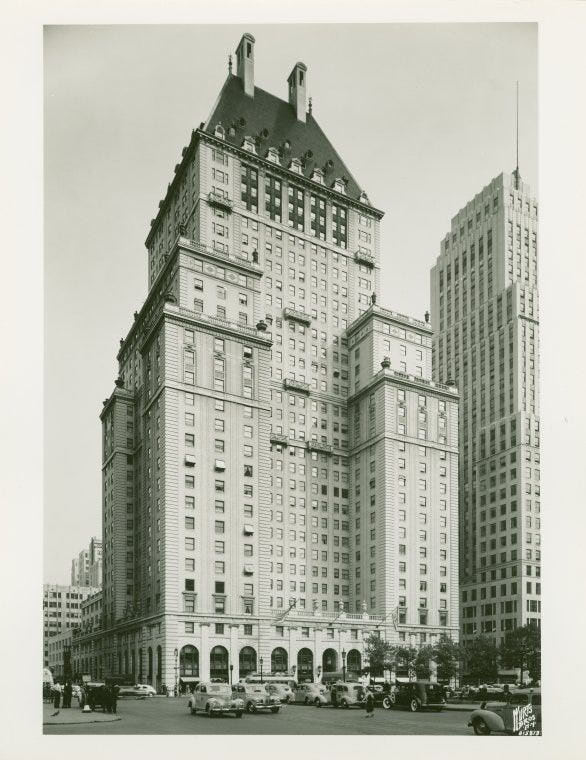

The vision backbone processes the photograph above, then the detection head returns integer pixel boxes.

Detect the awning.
[180,677,200,683]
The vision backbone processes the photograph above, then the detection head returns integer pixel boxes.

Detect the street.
[44,697,471,735]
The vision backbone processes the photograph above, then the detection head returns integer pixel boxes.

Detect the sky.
[43,23,537,584]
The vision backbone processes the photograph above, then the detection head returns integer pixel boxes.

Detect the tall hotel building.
[96,33,459,689]
[430,171,540,645]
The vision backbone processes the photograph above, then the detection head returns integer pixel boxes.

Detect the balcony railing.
[306,440,333,454]
[207,191,233,212]
[354,250,375,267]
[283,378,310,395]
[169,304,272,343]
[270,432,289,446]
[283,307,312,326]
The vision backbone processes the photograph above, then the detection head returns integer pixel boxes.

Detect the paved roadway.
[44,697,471,735]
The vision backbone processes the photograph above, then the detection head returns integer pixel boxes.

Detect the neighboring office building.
[92,33,459,690]
[346,305,460,650]
[43,584,100,667]
[430,171,540,646]
[71,591,103,679]
[47,628,73,682]
[71,536,103,587]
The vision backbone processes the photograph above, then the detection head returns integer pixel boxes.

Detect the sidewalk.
[443,702,479,712]
[43,703,122,726]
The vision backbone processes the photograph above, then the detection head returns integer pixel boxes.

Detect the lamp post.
[229,664,233,687]
[174,648,178,697]
[342,649,347,683]
[259,657,264,684]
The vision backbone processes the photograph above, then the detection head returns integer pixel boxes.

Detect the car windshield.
[209,685,230,694]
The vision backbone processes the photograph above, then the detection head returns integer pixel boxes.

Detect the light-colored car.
[118,683,157,697]
[265,682,293,704]
[232,683,281,714]
[188,682,244,718]
[468,688,541,735]
[330,682,367,709]
[293,683,331,707]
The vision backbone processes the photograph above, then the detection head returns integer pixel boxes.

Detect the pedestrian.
[63,681,72,709]
[79,685,86,710]
[364,689,375,718]
[111,685,119,714]
[52,684,61,709]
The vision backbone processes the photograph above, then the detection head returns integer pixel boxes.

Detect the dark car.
[382,681,446,712]
[85,682,107,711]
[468,688,541,735]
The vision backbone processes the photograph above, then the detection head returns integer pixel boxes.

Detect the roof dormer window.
[333,178,346,195]
[242,136,256,153]
[289,158,303,174]
[214,124,225,140]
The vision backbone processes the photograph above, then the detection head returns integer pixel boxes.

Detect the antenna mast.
[515,81,520,189]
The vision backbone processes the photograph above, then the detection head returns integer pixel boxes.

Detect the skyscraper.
[430,171,540,646]
[95,33,459,689]
[70,536,102,587]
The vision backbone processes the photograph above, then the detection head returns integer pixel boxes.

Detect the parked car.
[188,682,244,718]
[118,683,157,697]
[330,682,367,709]
[85,682,107,711]
[468,688,541,735]
[383,681,446,712]
[293,683,331,707]
[265,682,293,704]
[231,683,281,714]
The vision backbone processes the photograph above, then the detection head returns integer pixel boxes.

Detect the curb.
[43,715,122,726]
[443,704,476,712]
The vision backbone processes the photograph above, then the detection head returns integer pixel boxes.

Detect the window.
[215,541,225,554]
[332,204,347,249]
[265,175,282,222]
[244,544,253,557]
[288,185,304,231]
[241,165,258,212]
[310,194,326,240]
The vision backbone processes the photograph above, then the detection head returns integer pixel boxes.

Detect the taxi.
[232,682,282,714]
[293,683,331,707]
[188,682,244,718]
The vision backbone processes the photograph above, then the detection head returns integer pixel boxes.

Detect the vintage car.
[330,682,367,708]
[293,683,331,707]
[84,682,107,711]
[188,682,244,718]
[265,682,293,704]
[118,683,157,698]
[232,682,281,714]
[382,681,446,712]
[467,688,542,735]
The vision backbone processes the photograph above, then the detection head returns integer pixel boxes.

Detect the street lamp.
[229,664,233,686]
[174,648,178,697]
[259,657,264,684]
[342,649,347,683]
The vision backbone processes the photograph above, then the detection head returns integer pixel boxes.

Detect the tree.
[364,633,395,677]
[499,624,541,683]
[414,645,435,679]
[394,646,418,679]
[432,635,461,682]
[461,635,499,685]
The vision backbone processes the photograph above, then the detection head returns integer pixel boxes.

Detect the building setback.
[92,33,459,689]
[430,171,541,645]
[71,536,103,587]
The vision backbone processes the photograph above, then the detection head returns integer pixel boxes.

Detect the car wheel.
[189,706,195,715]
[235,711,243,719]
[409,698,419,712]
[304,697,309,705]
[315,698,322,708]
[341,699,349,709]
[246,702,256,714]
[382,696,393,710]
[473,718,491,736]
[271,707,280,714]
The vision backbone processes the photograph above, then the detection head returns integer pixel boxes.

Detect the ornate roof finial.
[308,96,313,116]
[228,54,233,75]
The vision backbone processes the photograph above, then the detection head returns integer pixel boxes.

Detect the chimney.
[236,33,255,97]
[288,62,307,122]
